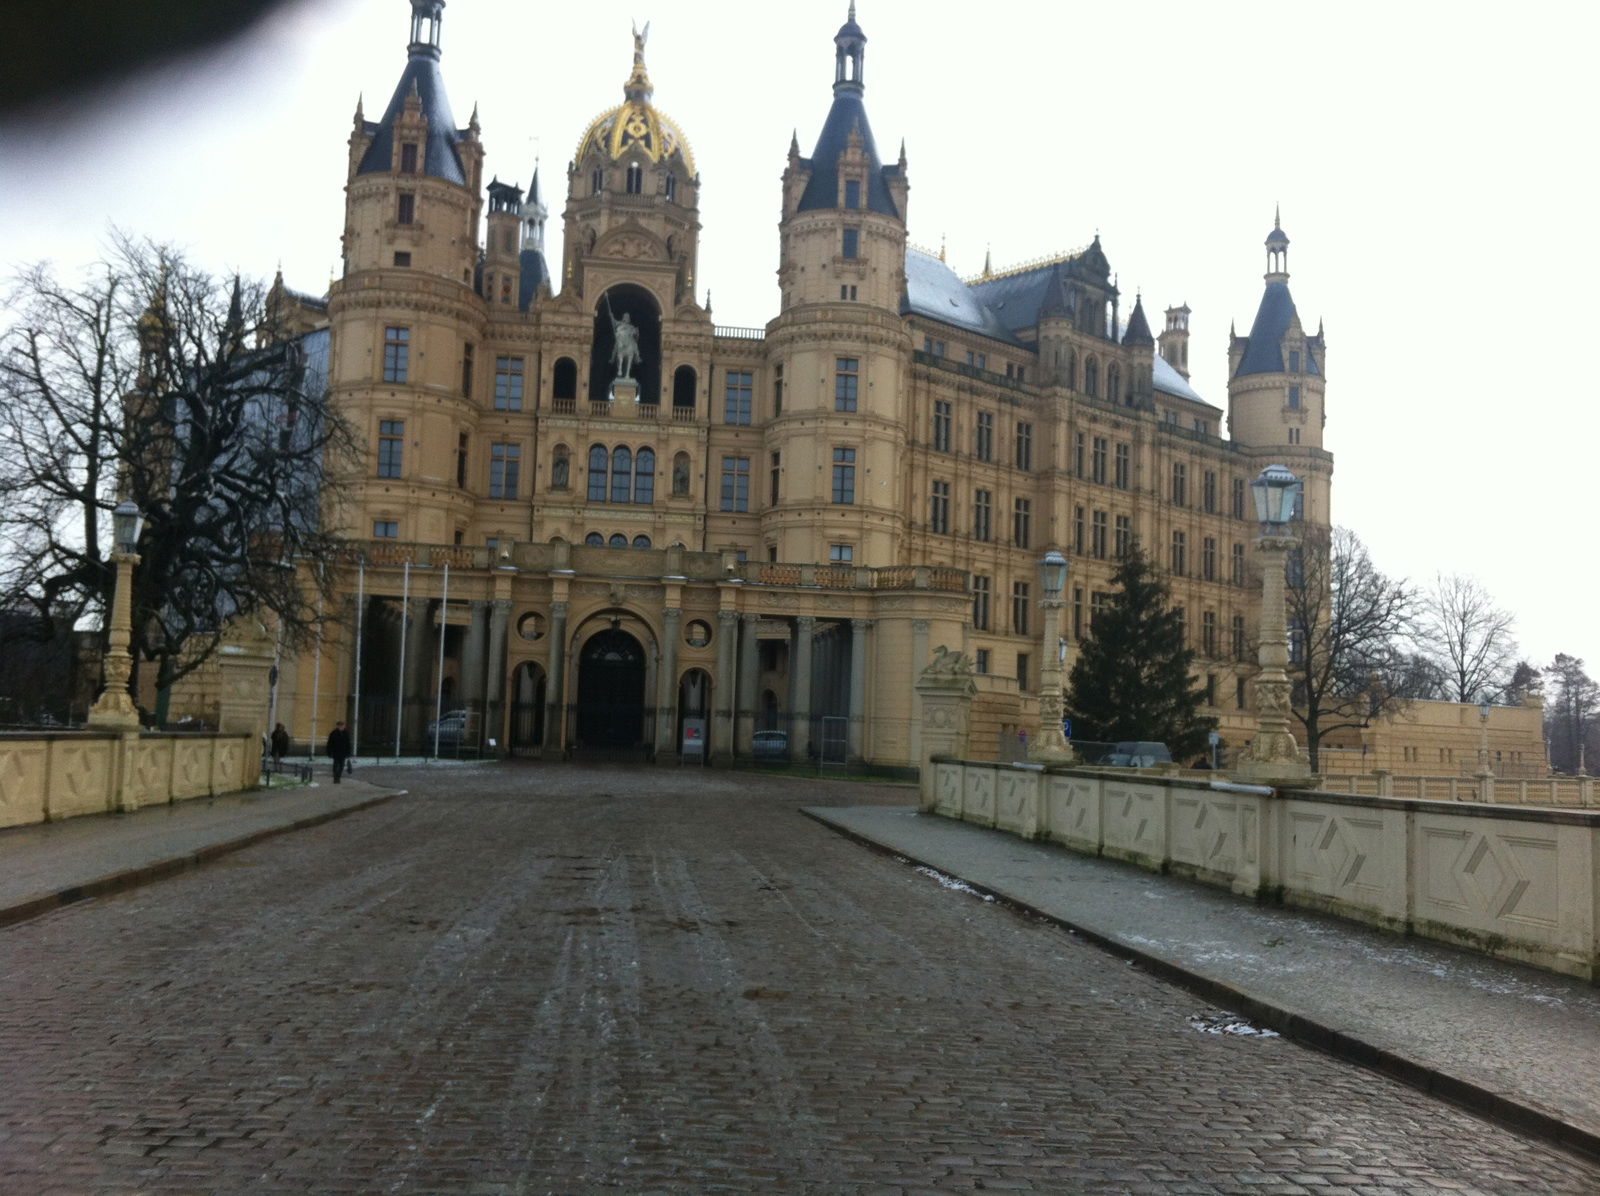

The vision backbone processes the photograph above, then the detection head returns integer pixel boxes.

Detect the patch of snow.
[1187,1011,1280,1038]
[912,865,996,902]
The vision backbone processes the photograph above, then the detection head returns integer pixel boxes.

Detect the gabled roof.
[795,90,899,217]
[355,52,466,185]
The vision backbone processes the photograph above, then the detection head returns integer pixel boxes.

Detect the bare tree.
[1545,654,1599,774]
[1284,527,1417,772]
[1417,573,1520,703]
[0,236,355,720]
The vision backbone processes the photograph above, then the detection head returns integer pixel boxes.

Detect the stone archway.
[509,661,546,755]
[575,627,648,749]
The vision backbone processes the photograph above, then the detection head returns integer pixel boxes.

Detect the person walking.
[270,722,290,767]
[325,721,352,784]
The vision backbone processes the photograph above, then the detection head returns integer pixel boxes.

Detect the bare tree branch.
[1417,573,1520,703]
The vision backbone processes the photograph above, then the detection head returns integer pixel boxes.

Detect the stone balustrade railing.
[925,757,1600,982]
[1315,772,1597,807]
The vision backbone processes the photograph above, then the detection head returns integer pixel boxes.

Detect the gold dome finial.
[575,21,695,173]
[626,20,653,102]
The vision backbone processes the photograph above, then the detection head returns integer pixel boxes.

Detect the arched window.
[664,174,677,203]
[1065,350,1077,390]
[1107,365,1121,405]
[587,444,608,501]
[584,532,604,546]
[672,451,691,497]
[673,365,697,410]
[610,446,632,503]
[634,447,655,504]
[632,535,652,549]
[553,357,578,401]
[609,533,628,548]
[1084,357,1099,398]
[591,168,603,195]
[626,162,644,195]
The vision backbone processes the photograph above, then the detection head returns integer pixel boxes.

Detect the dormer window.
[626,162,644,195]
[844,179,861,210]
[591,168,604,195]
[1289,350,1301,373]
[665,174,678,203]
[400,143,418,174]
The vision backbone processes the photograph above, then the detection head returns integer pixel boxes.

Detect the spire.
[834,3,867,93]
[795,7,899,218]
[982,245,993,279]
[224,275,246,356]
[1265,205,1290,279]
[356,0,465,184]
[1123,292,1154,346]
[1236,214,1306,378]
[939,233,946,263]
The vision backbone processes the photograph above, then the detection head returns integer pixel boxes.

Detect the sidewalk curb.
[0,790,404,931]
[804,807,1600,1165]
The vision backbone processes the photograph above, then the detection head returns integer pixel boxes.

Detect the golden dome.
[574,23,695,174]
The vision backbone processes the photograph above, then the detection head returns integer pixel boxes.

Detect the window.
[1202,610,1218,657]
[392,251,411,268]
[972,575,991,631]
[1231,477,1246,520]
[460,342,474,397]
[1090,590,1110,633]
[1231,542,1246,586]
[1012,582,1031,636]
[1171,530,1187,576]
[456,432,468,488]
[933,400,952,452]
[400,142,418,173]
[1092,436,1107,484]
[382,327,409,383]
[1017,652,1030,693]
[975,412,994,461]
[626,162,643,194]
[1107,364,1122,405]
[721,456,750,512]
[1084,357,1099,397]
[1074,432,1086,477]
[975,648,991,675]
[842,227,860,259]
[829,544,854,563]
[588,444,608,501]
[1289,350,1301,373]
[672,451,691,496]
[1074,505,1085,554]
[494,357,525,410]
[1073,587,1084,639]
[378,420,404,477]
[724,370,753,424]
[1194,418,1210,436]
[1288,384,1302,410]
[1236,676,1248,710]
[610,534,628,548]
[489,443,520,499]
[923,337,946,357]
[1203,536,1217,581]
[966,351,987,371]
[1205,674,1217,706]
[665,174,678,203]
[591,168,603,195]
[373,520,399,538]
[973,489,992,541]
[1175,605,1187,646]
[831,447,856,503]
[839,285,857,301]
[553,357,578,401]
[930,480,950,534]
[1012,498,1031,549]
[844,179,861,210]
[634,447,655,504]
[1115,442,1130,490]
[397,193,415,224]
[835,358,859,412]
[770,452,781,506]
[610,446,633,503]
[1091,510,1108,559]
[634,535,653,549]
[1114,514,1132,559]
[1203,470,1217,513]
[773,364,783,415]
[1288,426,1301,445]
[1015,422,1033,471]
[1232,615,1247,661]
[1171,462,1188,506]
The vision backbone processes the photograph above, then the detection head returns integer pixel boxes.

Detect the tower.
[1159,303,1191,380]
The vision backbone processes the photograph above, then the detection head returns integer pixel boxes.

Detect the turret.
[1160,303,1191,379]
[484,178,522,306]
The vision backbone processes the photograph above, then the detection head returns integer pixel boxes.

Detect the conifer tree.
[1064,546,1211,760]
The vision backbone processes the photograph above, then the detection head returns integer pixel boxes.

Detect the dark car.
[751,730,789,760]
[1104,741,1173,768]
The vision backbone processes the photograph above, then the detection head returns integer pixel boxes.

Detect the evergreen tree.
[1065,546,1211,760]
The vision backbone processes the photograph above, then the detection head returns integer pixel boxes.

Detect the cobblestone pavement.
[2,763,1597,1194]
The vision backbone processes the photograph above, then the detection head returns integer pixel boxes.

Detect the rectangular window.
[1015,422,1033,471]
[966,351,987,371]
[1072,587,1084,640]
[1171,461,1188,506]
[1090,590,1110,633]
[1074,432,1086,477]
[932,400,952,451]
[835,358,859,412]
[1012,581,1031,637]
[378,419,404,477]
[399,142,418,174]
[382,327,409,383]
[1237,676,1248,710]
[461,342,474,397]
[1203,470,1217,513]
[972,575,991,631]
[1091,510,1108,559]
[770,451,781,506]
[723,370,754,424]
[1017,652,1030,693]
[923,337,946,357]
[392,251,411,268]
[1289,350,1301,373]
[397,193,415,225]
[1288,426,1301,444]
[456,432,468,488]
[494,356,525,410]
[1074,505,1085,554]
[973,488,992,541]
[842,227,860,259]
[489,443,520,499]
[1232,614,1247,662]
[1171,530,1187,576]
[1114,514,1132,560]
[1288,384,1302,410]
[1115,442,1130,490]
[844,179,861,209]
[373,519,399,538]
[1205,674,1217,707]
[1231,477,1246,519]
[1012,497,1031,549]
[773,364,783,415]
[831,447,856,504]
[1202,610,1218,657]
[587,447,608,502]
[720,456,750,512]
[975,648,991,675]
[1175,605,1187,646]
[930,480,950,534]
[1231,542,1246,586]
[1203,536,1217,581]
[975,412,994,461]
[829,543,854,563]
[1092,436,1107,484]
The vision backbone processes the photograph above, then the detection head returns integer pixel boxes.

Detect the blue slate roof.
[355,51,466,185]
[796,89,899,217]
[518,249,549,311]
[1234,279,1319,378]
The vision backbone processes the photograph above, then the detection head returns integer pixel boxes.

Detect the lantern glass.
[1251,464,1300,527]
[1038,550,1068,598]
[112,500,143,554]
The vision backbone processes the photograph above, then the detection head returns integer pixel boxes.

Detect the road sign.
[1062,718,1072,739]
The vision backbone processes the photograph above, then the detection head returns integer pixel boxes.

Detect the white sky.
[2,0,1595,677]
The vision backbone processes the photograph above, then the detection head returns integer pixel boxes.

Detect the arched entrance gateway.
[509,662,546,754]
[575,627,648,749]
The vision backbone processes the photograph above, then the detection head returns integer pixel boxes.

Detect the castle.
[265,0,1334,767]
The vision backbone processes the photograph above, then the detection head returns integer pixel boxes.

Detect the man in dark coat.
[325,721,353,784]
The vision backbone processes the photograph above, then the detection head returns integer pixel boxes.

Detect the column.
[909,618,931,770]
[713,609,738,759]
[404,597,434,743]
[462,600,489,722]
[484,598,510,755]
[655,606,682,757]
[1030,598,1074,764]
[1234,535,1310,784]
[791,616,815,760]
[847,619,870,763]
[545,600,569,753]
[737,613,761,754]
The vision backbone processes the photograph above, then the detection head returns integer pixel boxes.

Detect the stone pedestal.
[916,646,977,811]
[216,619,276,737]
[610,377,639,403]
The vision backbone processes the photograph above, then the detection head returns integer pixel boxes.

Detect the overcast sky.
[2,0,1595,681]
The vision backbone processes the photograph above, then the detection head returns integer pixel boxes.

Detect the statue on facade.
[550,451,569,489]
[672,455,690,495]
[604,292,640,383]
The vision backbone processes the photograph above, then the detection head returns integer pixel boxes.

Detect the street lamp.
[1029,549,1075,765]
[87,500,145,729]
[1234,465,1309,783]
[1476,695,1496,800]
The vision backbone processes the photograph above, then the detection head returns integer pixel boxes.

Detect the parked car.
[1104,741,1173,768]
[751,730,789,761]
[427,709,470,747]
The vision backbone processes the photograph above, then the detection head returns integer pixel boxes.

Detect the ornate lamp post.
[1030,549,1075,765]
[87,500,145,730]
[1476,695,1496,801]
[1234,465,1310,784]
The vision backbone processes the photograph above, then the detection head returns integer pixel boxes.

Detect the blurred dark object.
[2,2,294,115]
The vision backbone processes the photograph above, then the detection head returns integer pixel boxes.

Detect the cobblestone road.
[3,763,1597,1193]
